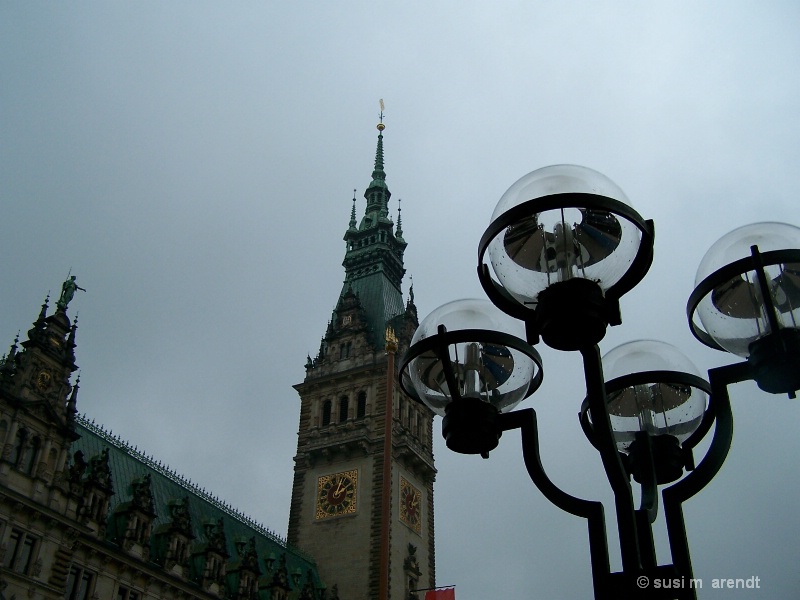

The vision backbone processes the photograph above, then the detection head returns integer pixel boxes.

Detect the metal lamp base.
[748,328,800,396]
[442,398,502,456]
[628,434,684,485]
[534,279,618,350]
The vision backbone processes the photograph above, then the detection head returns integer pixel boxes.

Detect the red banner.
[424,589,455,600]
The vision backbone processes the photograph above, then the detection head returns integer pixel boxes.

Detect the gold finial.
[385,325,398,352]
[378,98,385,131]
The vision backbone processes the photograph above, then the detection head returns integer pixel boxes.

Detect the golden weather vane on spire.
[378,99,385,132]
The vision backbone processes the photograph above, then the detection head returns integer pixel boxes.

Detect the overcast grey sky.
[2,2,799,598]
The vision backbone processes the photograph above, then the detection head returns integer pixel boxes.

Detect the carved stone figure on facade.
[298,569,321,600]
[208,518,227,554]
[327,584,340,600]
[87,448,113,489]
[56,276,86,312]
[404,544,422,600]
[167,497,193,536]
[130,474,155,513]
[67,450,87,485]
[268,554,291,592]
[235,536,260,574]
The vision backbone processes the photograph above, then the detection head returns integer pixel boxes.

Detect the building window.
[339,396,349,423]
[4,528,38,574]
[356,392,367,419]
[65,566,94,600]
[322,400,332,426]
[117,586,140,600]
[339,342,353,359]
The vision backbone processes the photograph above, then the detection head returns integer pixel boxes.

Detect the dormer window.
[342,315,352,326]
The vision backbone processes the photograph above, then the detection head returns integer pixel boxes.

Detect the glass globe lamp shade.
[402,299,541,415]
[690,222,800,357]
[478,165,654,349]
[399,299,543,455]
[599,340,707,454]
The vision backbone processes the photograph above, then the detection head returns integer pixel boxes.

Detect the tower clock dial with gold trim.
[316,470,358,519]
[399,476,422,533]
[35,369,53,392]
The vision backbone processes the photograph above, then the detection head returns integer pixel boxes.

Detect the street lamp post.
[398,165,800,600]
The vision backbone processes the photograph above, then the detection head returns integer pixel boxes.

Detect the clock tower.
[288,119,436,600]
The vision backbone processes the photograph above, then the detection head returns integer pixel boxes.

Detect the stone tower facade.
[287,121,436,600]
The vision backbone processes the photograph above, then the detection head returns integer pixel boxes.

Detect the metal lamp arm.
[499,408,611,599]
[499,409,602,520]
[664,361,746,504]
[580,345,642,574]
[661,361,746,590]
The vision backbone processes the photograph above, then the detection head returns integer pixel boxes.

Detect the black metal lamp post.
[398,165,800,600]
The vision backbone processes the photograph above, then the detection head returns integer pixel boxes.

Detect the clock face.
[316,470,358,520]
[399,476,422,533]
[35,369,53,392]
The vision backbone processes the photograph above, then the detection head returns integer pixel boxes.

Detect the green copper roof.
[71,416,322,591]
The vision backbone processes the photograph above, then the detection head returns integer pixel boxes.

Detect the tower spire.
[363,101,390,220]
[337,108,407,350]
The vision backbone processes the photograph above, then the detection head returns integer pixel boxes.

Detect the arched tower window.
[356,392,367,419]
[339,342,353,359]
[339,396,349,423]
[321,400,332,426]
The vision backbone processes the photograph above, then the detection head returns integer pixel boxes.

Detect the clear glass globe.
[602,340,706,452]
[405,299,538,416]
[486,165,643,306]
[694,222,800,357]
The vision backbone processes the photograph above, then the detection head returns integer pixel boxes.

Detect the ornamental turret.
[0,277,85,501]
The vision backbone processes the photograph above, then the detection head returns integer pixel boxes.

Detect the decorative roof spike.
[68,314,78,348]
[0,334,15,376]
[7,332,19,359]
[39,294,50,321]
[396,197,404,239]
[349,190,358,230]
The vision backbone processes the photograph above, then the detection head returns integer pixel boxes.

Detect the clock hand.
[333,479,349,498]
